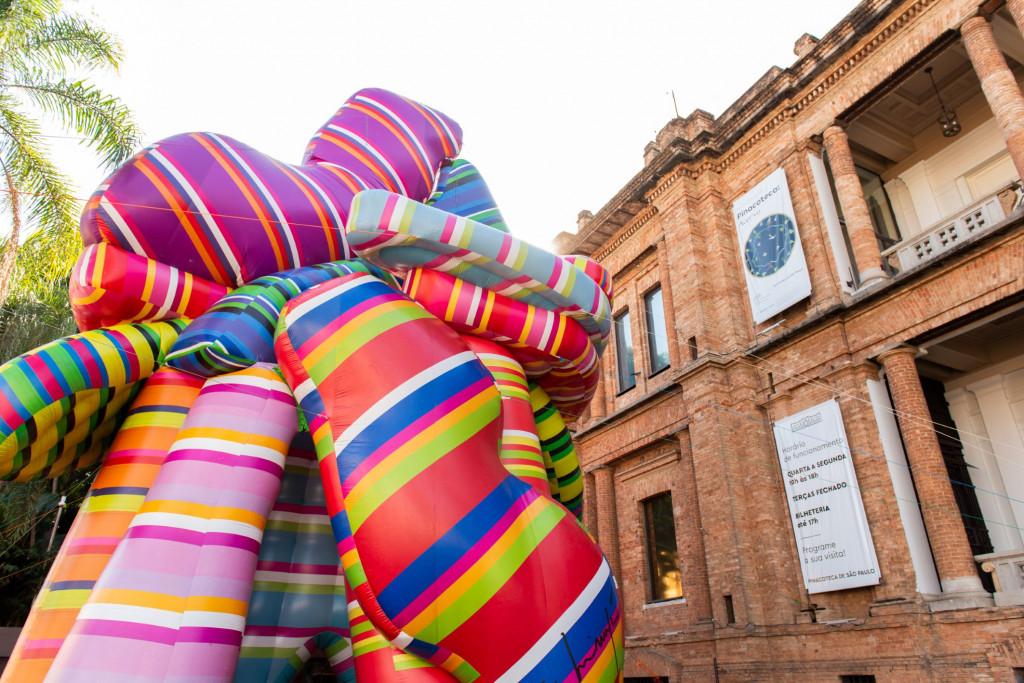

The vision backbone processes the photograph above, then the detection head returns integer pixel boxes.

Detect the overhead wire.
[0,167,1018,619]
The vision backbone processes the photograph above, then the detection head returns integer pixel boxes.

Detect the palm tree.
[0,0,139,308]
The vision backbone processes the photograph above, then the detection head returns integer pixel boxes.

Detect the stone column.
[962,16,1024,181]
[822,125,888,286]
[944,387,1022,552]
[964,376,1024,549]
[656,238,683,369]
[593,465,621,580]
[878,346,986,597]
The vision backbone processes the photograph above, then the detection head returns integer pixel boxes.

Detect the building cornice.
[559,0,940,257]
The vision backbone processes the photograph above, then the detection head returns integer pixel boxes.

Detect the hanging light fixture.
[925,66,961,137]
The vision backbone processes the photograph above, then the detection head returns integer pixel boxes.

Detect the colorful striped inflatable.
[166,260,393,377]
[563,254,614,301]
[531,384,585,520]
[405,267,599,417]
[4,86,622,682]
[346,190,612,346]
[82,89,460,289]
[70,243,229,332]
[1,369,203,682]
[348,598,452,682]
[48,364,297,681]
[427,159,508,233]
[235,430,354,683]
[0,320,186,482]
[275,273,622,682]
[461,336,548,498]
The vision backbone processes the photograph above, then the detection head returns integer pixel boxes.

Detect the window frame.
[613,308,637,395]
[643,284,671,376]
[641,491,684,604]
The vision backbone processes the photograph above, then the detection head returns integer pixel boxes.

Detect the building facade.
[555,1,1024,680]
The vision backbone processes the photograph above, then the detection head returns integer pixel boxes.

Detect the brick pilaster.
[593,465,622,580]
[583,470,599,539]
[676,431,713,621]
[590,366,607,421]
[962,16,1024,181]
[656,238,683,369]
[821,125,888,286]
[878,346,983,593]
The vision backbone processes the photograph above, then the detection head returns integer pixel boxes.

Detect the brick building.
[555,1,1024,680]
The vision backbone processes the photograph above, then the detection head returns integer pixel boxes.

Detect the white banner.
[773,399,881,594]
[732,168,812,323]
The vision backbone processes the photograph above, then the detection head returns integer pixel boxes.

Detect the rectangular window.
[614,310,636,393]
[839,676,876,683]
[643,492,682,602]
[644,287,670,374]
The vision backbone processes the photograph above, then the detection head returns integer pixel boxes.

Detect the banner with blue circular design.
[732,168,812,323]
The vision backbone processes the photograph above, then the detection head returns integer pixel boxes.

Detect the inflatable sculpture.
[0,88,622,682]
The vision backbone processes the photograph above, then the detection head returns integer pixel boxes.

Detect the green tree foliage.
[0,466,96,625]
[0,0,140,311]
[0,0,139,626]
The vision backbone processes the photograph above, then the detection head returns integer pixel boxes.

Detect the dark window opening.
[687,336,698,361]
[822,151,903,284]
[918,375,995,591]
[644,286,670,374]
[643,492,682,602]
[839,676,876,683]
[724,594,736,624]
[857,165,901,250]
[614,310,636,393]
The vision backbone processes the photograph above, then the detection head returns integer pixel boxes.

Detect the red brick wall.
[569,1,1024,680]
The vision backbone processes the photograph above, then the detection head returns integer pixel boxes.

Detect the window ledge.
[642,598,687,609]
[647,365,671,380]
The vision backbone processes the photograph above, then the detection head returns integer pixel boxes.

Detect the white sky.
[46,0,857,250]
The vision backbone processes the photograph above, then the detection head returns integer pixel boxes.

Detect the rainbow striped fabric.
[563,254,614,301]
[462,336,548,498]
[348,597,450,682]
[405,267,599,417]
[303,89,461,202]
[346,190,612,346]
[81,89,461,289]
[0,320,186,482]
[166,260,391,377]
[427,159,508,233]
[5,85,623,682]
[48,364,298,681]
[531,384,585,519]
[275,273,622,682]
[2,369,203,682]
[70,243,229,332]
[235,430,354,683]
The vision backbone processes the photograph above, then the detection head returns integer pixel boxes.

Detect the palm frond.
[5,70,139,167]
[13,220,78,284]
[11,13,123,73]
[0,0,60,51]
[0,96,78,241]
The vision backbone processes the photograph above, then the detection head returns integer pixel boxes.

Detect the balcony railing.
[882,183,1022,272]
[976,549,1024,606]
